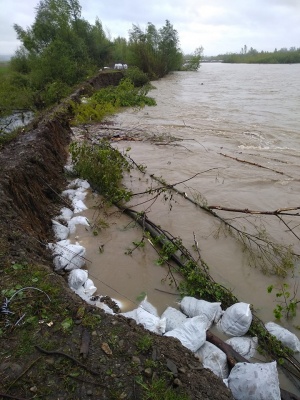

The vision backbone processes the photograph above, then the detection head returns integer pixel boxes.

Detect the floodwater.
[69,63,300,393]
[71,63,300,331]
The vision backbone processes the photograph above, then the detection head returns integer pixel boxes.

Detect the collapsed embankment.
[0,71,124,265]
[0,71,235,400]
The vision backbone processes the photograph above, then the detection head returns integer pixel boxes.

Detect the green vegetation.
[268,283,300,319]
[91,78,156,108]
[126,21,184,79]
[221,46,300,64]
[181,47,204,71]
[69,140,132,204]
[136,376,190,400]
[136,334,153,353]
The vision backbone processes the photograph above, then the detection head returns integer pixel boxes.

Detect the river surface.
[71,63,300,357]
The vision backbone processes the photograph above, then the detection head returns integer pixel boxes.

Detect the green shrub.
[124,66,150,87]
[70,99,115,125]
[70,141,132,204]
[70,77,156,125]
[92,78,156,108]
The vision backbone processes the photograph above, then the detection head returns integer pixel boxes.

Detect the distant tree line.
[220,46,300,64]
[0,0,202,119]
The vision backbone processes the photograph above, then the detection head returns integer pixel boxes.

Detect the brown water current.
[70,63,300,334]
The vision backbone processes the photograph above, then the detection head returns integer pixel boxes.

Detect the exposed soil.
[0,73,234,399]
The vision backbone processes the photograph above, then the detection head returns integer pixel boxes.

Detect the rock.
[173,378,183,387]
[132,356,141,364]
[101,342,112,356]
[166,359,178,376]
[0,362,23,379]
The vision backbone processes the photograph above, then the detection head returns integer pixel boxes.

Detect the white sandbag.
[67,178,90,190]
[121,308,166,335]
[71,278,96,304]
[265,322,300,353]
[64,164,74,174]
[161,307,187,332]
[52,220,69,240]
[62,188,78,200]
[195,341,229,379]
[48,239,70,251]
[225,336,258,360]
[68,269,88,290]
[68,216,90,234]
[51,242,86,271]
[72,199,88,214]
[62,188,88,211]
[96,301,115,315]
[121,309,138,320]
[139,297,159,317]
[136,308,166,335]
[73,286,93,304]
[56,207,73,222]
[164,316,207,352]
[218,302,252,336]
[228,361,281,400]
[83,278,97,296]
[180,296,223,327]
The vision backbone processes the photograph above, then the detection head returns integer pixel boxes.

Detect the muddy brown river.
[70,63,300,336]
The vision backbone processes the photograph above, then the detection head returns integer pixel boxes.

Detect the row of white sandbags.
[120,296,300,399]
[48,178,90,272]
[48,178,121,314]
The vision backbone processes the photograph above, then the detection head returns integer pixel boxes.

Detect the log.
[206,330,300,400]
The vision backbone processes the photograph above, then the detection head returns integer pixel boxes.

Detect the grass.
[136,334,153,353]
[136,376,191,400]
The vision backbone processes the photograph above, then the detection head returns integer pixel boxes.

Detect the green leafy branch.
[267,283,300,319]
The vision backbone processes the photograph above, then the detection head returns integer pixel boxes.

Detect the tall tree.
[127,20,183,78]
[12,0,113,106]
[158,20,183,74]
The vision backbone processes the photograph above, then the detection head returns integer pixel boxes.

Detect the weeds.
[136,334,153,353]
[136,376,190,400]
[70,77,156,125]
[70,140,132,204]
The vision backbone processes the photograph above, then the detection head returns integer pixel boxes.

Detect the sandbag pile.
[120,296,293,400]
[48,178,120,313]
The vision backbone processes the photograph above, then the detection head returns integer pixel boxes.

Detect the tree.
[158,20,183,74]
[112,37,128,64]
[11,0,113,107]
[182,46,203,71]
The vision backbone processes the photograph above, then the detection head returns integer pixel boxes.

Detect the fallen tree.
[121,207,300,398]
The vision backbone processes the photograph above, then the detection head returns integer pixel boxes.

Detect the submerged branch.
[219,152,294,178]
[207,205,300,216]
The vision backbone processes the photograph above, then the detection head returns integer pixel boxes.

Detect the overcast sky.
[0,0,299,56]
